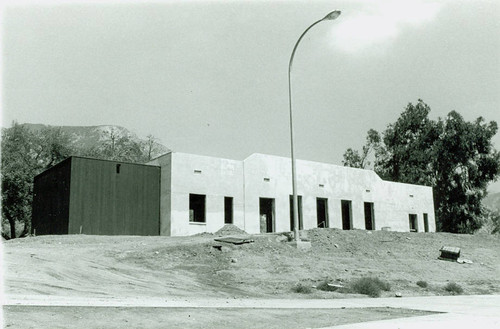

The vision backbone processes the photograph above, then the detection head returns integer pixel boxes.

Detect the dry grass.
[348,277,391,298]
[444,282,464,295]
[416,280,428,288]
[292,283,313,294]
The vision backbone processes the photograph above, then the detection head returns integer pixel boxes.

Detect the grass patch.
[292,283,312,294]
[348,277,391,298]
[444,282,463,295]
[416,280,428,288]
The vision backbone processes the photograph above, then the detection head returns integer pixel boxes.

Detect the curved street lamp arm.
[288,18,324,73]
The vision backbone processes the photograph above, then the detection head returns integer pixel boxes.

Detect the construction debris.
[456,258,473,264]
[214,237,255,245]
[326,283,344,291]
[439,246,461,261]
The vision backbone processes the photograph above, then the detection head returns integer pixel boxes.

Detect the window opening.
[189,194,206,223]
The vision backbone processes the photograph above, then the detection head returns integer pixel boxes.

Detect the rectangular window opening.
[409,214,418,232]
[364,202,375,230]
[224,197,233,224]
[289,195,303,231]
[341,200,353,230]
[189,194,206,223]
[316,198,329,228]
[116,164,121,174]
[423,213,429,232]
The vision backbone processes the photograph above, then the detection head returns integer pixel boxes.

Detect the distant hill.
[484,192,500,211]
[19,123,170,161]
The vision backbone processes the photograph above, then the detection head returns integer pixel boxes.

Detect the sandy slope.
[3,229,500,299]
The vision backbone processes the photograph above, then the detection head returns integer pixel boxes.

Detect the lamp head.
[323,10,341,21]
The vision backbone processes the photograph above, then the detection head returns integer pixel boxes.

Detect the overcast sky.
[2,0,500,192]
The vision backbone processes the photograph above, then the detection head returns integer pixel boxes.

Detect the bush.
[316,281,338,292]
[444,282,463,295]
[416,280,428,288]
[349,277,391,298]
[292,283,312,294]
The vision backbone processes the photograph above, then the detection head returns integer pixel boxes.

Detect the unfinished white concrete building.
[148,152,436,236]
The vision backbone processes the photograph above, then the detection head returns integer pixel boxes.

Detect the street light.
[288,10,341,242]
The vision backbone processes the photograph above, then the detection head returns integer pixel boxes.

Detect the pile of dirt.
[214,224,248,236]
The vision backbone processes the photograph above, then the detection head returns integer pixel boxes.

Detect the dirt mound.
[214,224,248,236]
[4,229,500,299]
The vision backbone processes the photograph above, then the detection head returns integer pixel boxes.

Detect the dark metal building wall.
[68,157,160,235]
[32,158,72,235]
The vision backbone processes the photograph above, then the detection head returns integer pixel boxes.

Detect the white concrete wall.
[374,180,436,232]
[154,152,435,236]
[168,152,244,236]
[243,154,435,234]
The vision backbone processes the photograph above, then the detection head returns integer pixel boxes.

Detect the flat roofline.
[147,151,173,162]
[34,157,73,181]
[69,155,160,167]
[147,151,429,188]
[34,156,160,180]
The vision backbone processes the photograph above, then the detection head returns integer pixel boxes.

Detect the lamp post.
[288,10,341,242]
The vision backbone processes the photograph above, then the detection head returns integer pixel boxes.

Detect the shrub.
[444,282,463,295]
[316,281,338,292]
[349,277,391,298]
[292,283,312,294]
[416,280,428,288]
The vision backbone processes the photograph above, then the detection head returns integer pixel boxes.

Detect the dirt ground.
[3,228,500,299]
[3,306,434,329]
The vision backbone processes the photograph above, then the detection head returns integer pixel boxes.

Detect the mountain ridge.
[13,123,170,161]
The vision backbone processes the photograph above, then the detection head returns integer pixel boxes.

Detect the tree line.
[3,102,500,239]
[1,123,163,239]
[342,100,500,234]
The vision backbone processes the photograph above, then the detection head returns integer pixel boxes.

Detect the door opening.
[224,197,233,224]
[364,202,375,230]
[259,198,275,233]
[341,200,352,230]
[316,198,328,228]
[409,214,418,232]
